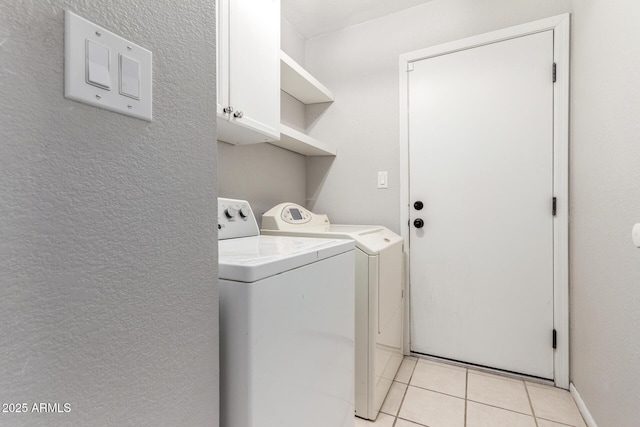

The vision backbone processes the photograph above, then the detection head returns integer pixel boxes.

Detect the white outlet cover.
[633,223,640,248]
[378,171,389,189]
[64,10,152,121]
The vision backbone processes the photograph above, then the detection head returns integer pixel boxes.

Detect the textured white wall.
[569,1,640,425]
[217,141,306,224]
[304,0,640,425]
[0,1,219,426]
[282,17,306,65]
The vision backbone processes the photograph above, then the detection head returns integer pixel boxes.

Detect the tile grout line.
[465,398,537,418]
[396,416,429,427]
[391,358,418,427]
[536,417,581,427]
[407,382,468,401]
[524,380,540,427]
[464,368,469,427]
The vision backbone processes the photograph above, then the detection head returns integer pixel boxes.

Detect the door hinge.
[552,197,557,216]
[552,329,557,349]
[552,63,557,83]
[407,62,414,72]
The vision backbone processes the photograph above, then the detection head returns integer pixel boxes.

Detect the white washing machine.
[262,203,404,421]
[218,198,355,427]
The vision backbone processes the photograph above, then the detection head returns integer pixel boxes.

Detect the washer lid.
[219,235,354,282]
[323,224,383,233]
[261,225,403,255]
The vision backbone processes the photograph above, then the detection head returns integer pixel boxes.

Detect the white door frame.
[399,14,570,388]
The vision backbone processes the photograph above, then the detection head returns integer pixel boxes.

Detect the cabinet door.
[216,0,230,118]
[217,0,280,145]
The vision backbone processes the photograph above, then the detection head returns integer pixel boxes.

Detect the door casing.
[398,14,570,388]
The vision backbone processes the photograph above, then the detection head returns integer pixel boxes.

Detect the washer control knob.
[225,207,238,218]
[239,206,250,218]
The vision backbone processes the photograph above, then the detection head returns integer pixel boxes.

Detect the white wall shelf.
[277,51,336,156]
[270,124,337,156]
[281,50,334,104]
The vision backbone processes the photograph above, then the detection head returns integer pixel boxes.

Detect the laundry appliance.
[262,203,403,421]
[218,198,355,427]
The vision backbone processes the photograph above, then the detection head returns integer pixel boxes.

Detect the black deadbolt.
[414,218,424,228]
[414,201,424,210]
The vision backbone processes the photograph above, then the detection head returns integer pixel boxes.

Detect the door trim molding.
[398,13,570,388]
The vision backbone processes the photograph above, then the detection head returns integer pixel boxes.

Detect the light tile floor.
[355,357,587,427]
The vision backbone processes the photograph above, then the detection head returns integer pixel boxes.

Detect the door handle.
[414,218,424,228]
[414,201,424,210]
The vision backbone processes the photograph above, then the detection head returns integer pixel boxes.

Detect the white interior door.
[408,30,555,379]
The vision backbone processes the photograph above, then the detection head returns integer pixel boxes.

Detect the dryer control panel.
[218,198,259,240]
[262,203,330,230]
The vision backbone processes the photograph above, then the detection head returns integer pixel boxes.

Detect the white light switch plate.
[64,10,152,121]
[378,171,388,189]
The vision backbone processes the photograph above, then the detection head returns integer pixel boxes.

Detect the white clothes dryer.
[262,203,404,421]
[218,198,355,427]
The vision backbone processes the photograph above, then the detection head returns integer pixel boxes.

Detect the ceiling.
[281,0,435,39]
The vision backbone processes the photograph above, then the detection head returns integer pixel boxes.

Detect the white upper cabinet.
[216,0,280,145]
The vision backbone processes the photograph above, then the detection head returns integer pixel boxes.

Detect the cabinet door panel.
[223,0,280,143]
[216,0,230,118]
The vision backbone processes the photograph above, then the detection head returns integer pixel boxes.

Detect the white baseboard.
[570,382,598,427]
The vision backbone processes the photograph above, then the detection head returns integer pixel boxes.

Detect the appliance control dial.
[239,206,250,218]
[225,207,238,218]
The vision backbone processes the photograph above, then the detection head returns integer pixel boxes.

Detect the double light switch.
[65,10,151,120]
[86,40,140,100]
